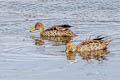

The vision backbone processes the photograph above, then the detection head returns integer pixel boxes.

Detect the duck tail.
[94,35,112,40]
[106,39,113,45]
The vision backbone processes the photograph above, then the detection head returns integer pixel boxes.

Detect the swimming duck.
[30,22,76,37]
[66,36,113,53]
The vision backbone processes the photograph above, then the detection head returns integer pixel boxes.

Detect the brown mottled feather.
[66,36,113,53]
[77,36,113,52]
[45,24,71,31]
[41,24,75,37]
[30,22,75,37]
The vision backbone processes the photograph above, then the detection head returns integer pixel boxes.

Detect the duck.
[30,22,76,37]
[66,35,113,53]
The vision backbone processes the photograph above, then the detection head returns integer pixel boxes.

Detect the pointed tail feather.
[94,35,107,40]
[106,39,113,45]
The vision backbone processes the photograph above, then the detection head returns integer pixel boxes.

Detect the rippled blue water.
[0,0,120,80]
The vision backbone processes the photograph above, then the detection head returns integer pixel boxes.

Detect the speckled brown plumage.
[77,37,112,52]
[30,22,76,37]
[66,36,113,53]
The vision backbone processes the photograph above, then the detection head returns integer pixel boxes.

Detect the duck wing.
[79,38,112,48]
[80,40,103,46]
[45,24,71,31]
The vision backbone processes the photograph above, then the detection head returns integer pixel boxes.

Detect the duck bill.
[30,27,36,32]
[66,49,70,54]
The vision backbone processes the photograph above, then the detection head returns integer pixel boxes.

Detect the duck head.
[30,22,44,32]
[66,42,77,54]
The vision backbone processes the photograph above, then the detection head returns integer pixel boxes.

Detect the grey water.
[0,0,120,80]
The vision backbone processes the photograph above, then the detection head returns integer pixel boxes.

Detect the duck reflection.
[32,37,44,45]
[66,49,109,61]
[66,52,77,61]
[78,49,109,61]
[40,36,73,44]
[31,36,73,46]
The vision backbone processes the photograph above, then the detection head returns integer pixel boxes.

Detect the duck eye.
[38,24,41,26]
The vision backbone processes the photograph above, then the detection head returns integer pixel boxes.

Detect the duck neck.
[40,27,44,34]
[71,45,77,52]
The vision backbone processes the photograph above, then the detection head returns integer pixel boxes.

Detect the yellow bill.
[30,27,36,32]
[66,49,69,54]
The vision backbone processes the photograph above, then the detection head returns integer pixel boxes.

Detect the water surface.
[0,0,120,80]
